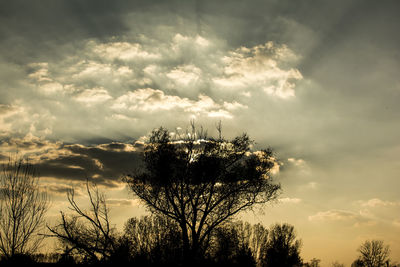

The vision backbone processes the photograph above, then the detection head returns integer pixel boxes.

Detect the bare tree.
[0,158,49,259]
[358,240,390,267]
[47,180,118,263]
[125,125,281,262]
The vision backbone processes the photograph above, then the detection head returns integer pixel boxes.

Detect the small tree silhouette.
[47,180,118,263]
[358,240,390,267]
[210,223,256,267]
[0,158,49,259]
[261,223,302,267]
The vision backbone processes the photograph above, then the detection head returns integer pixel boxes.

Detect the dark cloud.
[26,142,143,188]
[45,184,75,196]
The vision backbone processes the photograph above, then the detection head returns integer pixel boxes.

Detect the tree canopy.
[125,125,281,261]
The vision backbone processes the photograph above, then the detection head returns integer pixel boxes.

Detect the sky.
[1,0,400,265]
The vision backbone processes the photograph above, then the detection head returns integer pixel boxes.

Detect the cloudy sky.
[1,0,400,265]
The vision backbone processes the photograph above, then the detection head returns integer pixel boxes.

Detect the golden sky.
[1,1,400,265]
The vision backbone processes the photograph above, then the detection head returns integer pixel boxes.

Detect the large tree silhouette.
[125,125,280,262]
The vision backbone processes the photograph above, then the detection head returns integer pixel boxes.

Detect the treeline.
[1,165,396,267]
[34,217,302,267]
[0,126,397,266]
[38,180,303,266]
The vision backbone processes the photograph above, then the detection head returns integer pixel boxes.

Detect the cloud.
[358,198,400,208]
[287,157,307,167]
[91,41,160,62]
[107,198,141,207]
[42,183,76,197]
[213,42,302,98]
[279,197,302,204]
[111,88,226,115]
[74,87,113,104]
[308,209,375,227]
[0,104,25,137]
[0,134,63,161]
[0,33,301,142]
[309,210,358,222]
[0,136,142,188]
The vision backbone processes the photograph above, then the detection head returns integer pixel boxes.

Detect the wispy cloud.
[308,209,375,227]
[279,197,302,204]
[357,198,400,208]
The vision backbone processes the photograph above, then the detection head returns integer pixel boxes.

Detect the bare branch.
[0,157,49,258]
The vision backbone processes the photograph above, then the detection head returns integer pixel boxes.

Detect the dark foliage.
[125,125,281,263]
[261,223,302,267]
[123,215,183,266]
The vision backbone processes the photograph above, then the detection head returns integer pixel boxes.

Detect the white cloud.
[74,87,113,104]
[166,64,202,86]
[358,198,400,208]
[17,34,301,141]
[107,198,141,207]
[309,210,358,222]
[288,157,307,167]
[213,42,302,98]
[91,41,160,61]
[111,88,243,118]
[279,197,302,204]
[308,209,376,227]
[0,104,25,137]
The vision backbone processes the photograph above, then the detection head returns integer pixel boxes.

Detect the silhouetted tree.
[0,158,49,259]
[210,221,269,266]
[123,215,182,265]
[331,261,345,267]
[261,223,302,267]
[231,221,269,265]
[351,258,365,267]
[211,223,256,267]
[304,258,321,267]
[358,240,390,267]
[47,180,119,264]
[125,124,281,262]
